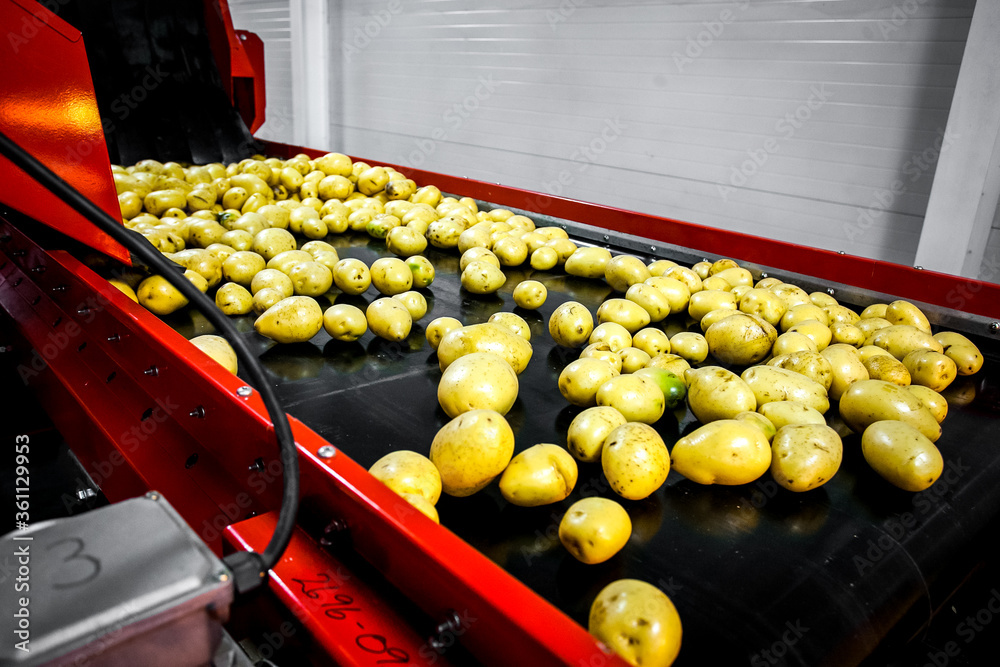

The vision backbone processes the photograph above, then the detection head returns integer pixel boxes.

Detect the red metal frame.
[204,0,266,134]
[263,140,1000,322]
[0,0,127,263]
[0,218,626,667]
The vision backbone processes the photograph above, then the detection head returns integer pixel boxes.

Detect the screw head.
[317,445,336,458]
[990,322,999,334]
[237,386,253,397]
[914,265,924,270]
[827,288,836,296]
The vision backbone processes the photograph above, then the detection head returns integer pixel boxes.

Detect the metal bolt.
[650,246,657,252]
[990,322,999,334]
[236,385,253,397]
[77,306,90,316]
[76,488,97,500]
[107,333,120,342]
[144,365,158,376]
[319,519,348,546]
[837,250,846,255]
[51,284,67,293]
[317,445,336,458]
[429,610,463,649]
[146,492,160,501]
[827,288,836,296]
[216,572,230,582]
[30,265,46,274]
[602,235,609,241]
[760,272,768,279]
[914,265,924,270]
[189,406,206,418]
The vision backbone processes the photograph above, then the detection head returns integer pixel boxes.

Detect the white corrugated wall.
[232,1,997,280]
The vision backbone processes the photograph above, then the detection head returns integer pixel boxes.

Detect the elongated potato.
[688,289,736,321]
[597,298,652,334]
[821,344,869,401]
[564,246,612,279]
[862,420,943,491]
[759,401,826,430]
[865,324,943,360]
[885,300,932,334]
[863,354,911,386]
[839,379,941,442]
[934,332,984,376]
[438,322,533,374]
[741,365,830,414]
[671,419,771,485]
[906,385,948,424]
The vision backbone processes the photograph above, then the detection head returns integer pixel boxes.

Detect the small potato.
[370,257,413,295]
[559,497,631,564]
[770,424,843,492]
[861,303,888,319]
[824,304,860,326]
[862,421,943,492]
[393,290,428,320]
[549,301,594,348]
[493,235,529,266]
[769,283,812,309]
[323,304,367,342]
[605,254,652,292]
[699,307,739,333]
[430,409,515,497]
[596,375,665,424]
[644,276,691,314]
[856,317,893,339]
[251,288,284,315]
[619,347,652,374]
[333,258,371,295]
[499,444,578,507]
[669,332,708,364]
[902,350,957,393]
[906,385,948,424]
[437,322,533,374]
[385,225,427,257]
[250,268,293,297]
[663,266,703,294]
[839,379,941,442]
[438,352,518,418]
[863,354,911,386]
[425,316,463,351]
[567,406,628,462]
[137,275,189,316]
[597,298,652,334]
[934,333,984,376]
[885,300,932,333]
[588,579,682,667]
[564,246,613,279]
[809,291,838,308]
[821,344,869,401]
[712,266,753,288]
[685,366,756,423]
[759,401,826,431]
[625,283,671,322]
[289,261,334,297]
[545,238,578,263]
[215,282,253,315]
[602,422,670,500]
[267,249,314,275]
[590,322,632,352]
[369,450,442,505]
[366,297,413,342]
[671,419,771,485]
[632,328,671,358]
[740,366,830,414]
[829,322,865,347]
[513,280,547,309]
[647,259,678,276]
[580,343,624,373]
[705,313,777,366]
[530,246,559,270]
[858,345,894,363]
[252,227,297,261]
[189,334,238,374]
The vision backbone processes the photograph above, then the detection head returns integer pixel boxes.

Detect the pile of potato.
[109,153,986,667]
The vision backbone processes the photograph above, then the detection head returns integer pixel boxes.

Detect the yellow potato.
[513,280,547,309]
[544,237,577,263]
[438,351,518,418]
[172,248,223,287]
[267,249,314,275]
[772,331,818,356]
[430,409,515,497]
[865,324,943,360]
[769,282,812,309]
[425,316,463,351]
[809,291,838,308]
[369,450,442,505]
[605,254,651,292]
[863,354,911,386]
[786,319,832,351]
[254,296,323,344]
[619,347,652,374]
[108,278,139,302]
[438,322,533,374]
[559,497,631,564]
[189,334,238,374]
[530,246,559,271]
[705,313,777,366]
[906,385,948,424]
[858,345,894,363]
[758,401,826,430]
[289,261,333,297]
[366,297,413,342]
[645,353,691,380]
[839,379,941,442]
[580,343,624,373]
[684,366,756,423]
[885,300,932,333]
[663,266,703,294]
[770,424,843,492]
[215,282,253,315]
[493,235,529,266]
[137,275,188,315]
[934,333,984,376]
[625,283,671,322]
[392,290,427,320]
[668,332,708,364]
[488,312,530,341]
[829,322,865,347]
[824,304,860,326]
[767,351,834,390]
[738,288,787,327]
[644,276,691,314]
[560,358,621,408]
[631,328,671,358]
[596,375,665,424]
[590,322,632,352]
[647,259,678,276]
[687,289,737,321]
[333,258,371,295]
[820,344,870,401]
[386,225,427,257]
[856,316,893,339]
[370,257,413,296]
[860,303,888,319]
[734,411,777,442]
[597,298,652,334]
[564,246,613,279]
[902,350,957,393]
[588,579,682,667]
[251,227,297,261]
[549,301,595,348]
[780,303,829,331]
[566,406,628,462]
[602,422,670,500]
[251,288,284,315]
[862,420,943,492]
[499,444,578,507]
[740,365,830,414]
[322,303,367,342]
[671,419,771,485]
[698,307,740,333]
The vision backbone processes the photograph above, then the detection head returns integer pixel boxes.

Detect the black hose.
[0,129,298,592]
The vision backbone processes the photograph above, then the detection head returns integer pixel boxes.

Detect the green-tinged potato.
[856,317,893,339]
[251,228,296,261]
[662,266,703,294]
[369,450,442,505]
[906,385,948,424]
[839,379,941,442]
[705,313,777,366]
[430,409,515,497]
[740,366,830,414]
[684,366,756,423]
[768,351,833,390]
[739,288,787,327]
[619,347,652,374]
[386,225,427,257]
[438,352,518,418]
[787,319,832,351]
[461,260,506,295]
[644,276,691,314]
[668,332,708,364]
[863,354,911,386]
[632,368,686,409]
[405,255,435,289]
[137,275,188,315]
[333,258,371,295]
[251,287,284,315]
[426,317,463,351]
[770,424,843,492]
[671,419,771,485]
[370,257,413,296]
[323,304,367,342]
[393,291,427,320]
[596,298,651,334]
[488,312,530,341]
[820,344,869,401]
[588,579,683,667]
[215,282,253,315]
[581,343,624,373]
[687,289,737,321]
[250,268,293,297]
[759,401,827,430]
[885,300,932,334]
[596,375,665,424]
[254,296,323,344]
[493,236,529,266]
[499,444,578,507]
[602,422,670,500]
[559,497,631,564]
[631,328,671,358]
[189,334,238,374]
[780,303,829,331]
[605,254,651,292]
[830,322,865,347]
[590,322,632,352]
[289,261,333,297]
[530,246,559,271]
[437,322,533,374]
[366,297,412,342]
[549,301,594,348]
[865,325,943,360]
[735,411,777,442]
[772,331,818,356]
[902,350,957,392]
[625,283,671,322]
[566,406,627,462]
[861,421,943,492]
[565,246,613,279]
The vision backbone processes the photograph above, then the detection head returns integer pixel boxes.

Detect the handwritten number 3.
[48,537,101,589]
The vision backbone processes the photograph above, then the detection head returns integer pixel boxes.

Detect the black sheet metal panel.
[163,230,1000,666]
